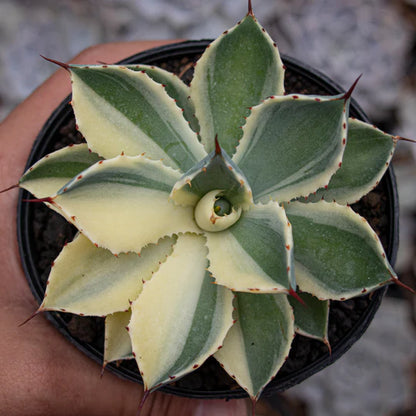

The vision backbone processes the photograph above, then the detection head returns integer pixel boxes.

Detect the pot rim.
[17,39,399,399]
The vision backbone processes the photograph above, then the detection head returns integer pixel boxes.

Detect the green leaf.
[233,94,349,203]
[285,201,395,300]
[19,144,102,198]
[190,14,285,156]
[214,292,294,399]
[306,118,396,204]
[127,64,200,134]
[52,155,200,254]
[206,201,295,292]
[170,145,253,210]
[129,234,234,391]
[104,311,134,364]
[41,233,175,316]
[288,292,329,344]
[70,65,206,171]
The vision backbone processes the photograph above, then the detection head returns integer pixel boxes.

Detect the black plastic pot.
[17,40,399,399]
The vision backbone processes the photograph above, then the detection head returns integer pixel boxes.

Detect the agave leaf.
[285,201,395,300]
[70,65,206,170]
[206,201,295,293]
[214,292,294,400]
[288,292,329,343]
[126,64,199,134]
[19,144,102,198]
[170,144,252,209]
[51,155,200,254]
[191,14,285,156]
[233,94,349,203]
[305,118,396,204]
[129,234,234,391]
[41,233,175,316]
[104,311,134,364]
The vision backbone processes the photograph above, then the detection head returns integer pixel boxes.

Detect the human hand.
[0,41,250,416]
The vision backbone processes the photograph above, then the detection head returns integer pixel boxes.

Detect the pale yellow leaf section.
[206,232,288,293]
[104,311,133,363]
[214,319,253,394]
[288,200,396,300]
[71,67,205,168]
[53,167,200,254]
[21,177,65,199]
[19,144,90,197]
[293,260,385,301]
[42,233,175,315]
[129,234,212,390]
[233,94,348,203]
[214,294,294,399]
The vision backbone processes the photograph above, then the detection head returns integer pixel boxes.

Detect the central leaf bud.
[213,197,232,216]
[194,190,242,232]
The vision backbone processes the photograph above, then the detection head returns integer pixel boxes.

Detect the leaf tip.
[323,338,332,355]
[136,390,151,416]
[100,362,107,378]
[18,308,42,327]
[395,135,416,144]
[247,0,254,16]
[391,277,415,294]
[40,55,71,72]
[343,74,362,102]
[22,196,55,204]
[288,288,306,306]
[0,183,19,194]
[214,134,221,155]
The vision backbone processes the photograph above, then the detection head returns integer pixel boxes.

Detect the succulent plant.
[16,0,410,410]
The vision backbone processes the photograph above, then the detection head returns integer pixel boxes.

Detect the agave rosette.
[20,10,399,400]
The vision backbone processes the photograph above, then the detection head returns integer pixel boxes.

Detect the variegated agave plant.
[18,2,405,404]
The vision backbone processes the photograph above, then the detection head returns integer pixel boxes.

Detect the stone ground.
[1,0,415,415]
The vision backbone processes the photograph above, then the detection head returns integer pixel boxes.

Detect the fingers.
[0,40,182,184]
[138,392,251,416]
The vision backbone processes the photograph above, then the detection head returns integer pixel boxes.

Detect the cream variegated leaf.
[305,118,397,204]
[288,292,330,344]
[233,94,349,203]
[191,14,285,156]
[41,233,175,316]
[104,311,134,364]
[170,144,253,210]
[285,201,396,300]
[70,65,206,171]
[206,201,295,292]
[126,64,200,134]
[214,292,294,399]
[129,234,234,391]
[51,155,200,254]
[19,144,102,198]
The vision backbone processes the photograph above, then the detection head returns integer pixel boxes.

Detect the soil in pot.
[18,40,398,399]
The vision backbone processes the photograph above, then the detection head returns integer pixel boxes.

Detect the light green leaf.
[206,201,295,292]
[52,155,200,254]
[285,201,395,300]
[214,292,294,399]
[41,233,175,316]
[19,144,102,198]
[191,14,285,156]
[70,65,206,171]
[126,64,200,134]
[129,234,234,391]
[288,292,329,344]
[170,145,252,210]
[104,311,134,364]
[233,94,349,203]
[306,118,396,204]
